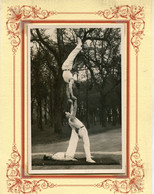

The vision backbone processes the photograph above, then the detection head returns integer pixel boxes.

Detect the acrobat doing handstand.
[62,37,82,101]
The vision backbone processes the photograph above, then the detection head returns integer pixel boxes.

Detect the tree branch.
[35,29,59,62]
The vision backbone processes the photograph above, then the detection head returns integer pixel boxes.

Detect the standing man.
[65,99,96,163]
[62,37,82,101]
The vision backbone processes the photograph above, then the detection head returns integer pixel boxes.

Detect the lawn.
[32,123,121,145]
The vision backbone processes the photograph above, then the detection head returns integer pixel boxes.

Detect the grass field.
[31,128,122,170]
[32,123,121,145]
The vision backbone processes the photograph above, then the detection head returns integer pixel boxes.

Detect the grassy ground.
[31,128,122,170]
[32,155,121,167]
[32,123,121,145]
[32,128,122,154]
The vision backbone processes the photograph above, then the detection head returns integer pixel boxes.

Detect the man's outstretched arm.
[68,79,76,100]
[69,99,74,115]
[69,99,77,118]
[72,99,77,117]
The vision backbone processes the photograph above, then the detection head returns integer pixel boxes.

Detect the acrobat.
[62,37,82,101]
[52,99,95,163]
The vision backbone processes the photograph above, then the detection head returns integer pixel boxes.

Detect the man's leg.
[66,46,82,65]
[62,39,82,69]
[66,129,79,159]
[79,128,96,163]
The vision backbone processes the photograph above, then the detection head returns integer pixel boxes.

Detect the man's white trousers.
[66,127,92,160]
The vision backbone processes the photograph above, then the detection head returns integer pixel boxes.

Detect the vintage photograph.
[28,25,125,174]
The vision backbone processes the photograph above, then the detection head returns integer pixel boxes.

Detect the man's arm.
[72,99,77,117]
[69,99,77,118]
[70,100,74,115]
[68,79,76,100]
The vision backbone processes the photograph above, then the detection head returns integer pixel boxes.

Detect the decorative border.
[6,145,144,193]
[95,145,144,193]
[6,5,145,193]
[6,5,56,55]
[6,5,145,55]
[7,145,56,193]
[96,5,145,54]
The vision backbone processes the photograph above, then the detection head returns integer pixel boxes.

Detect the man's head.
[65,112,71,118]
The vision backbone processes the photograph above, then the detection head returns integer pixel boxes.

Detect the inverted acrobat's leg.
[62,38,82,70]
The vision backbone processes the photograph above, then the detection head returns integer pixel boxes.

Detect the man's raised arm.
[69,99,77,117]
[68,79,77,100]
[68,99,74,115]
[72,99,77,117]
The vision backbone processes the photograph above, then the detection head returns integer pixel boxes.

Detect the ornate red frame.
[6,5,145,193]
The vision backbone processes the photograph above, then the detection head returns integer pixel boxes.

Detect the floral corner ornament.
[96,5,145,54]
[95,145,144,193]
[6,5,56,54]
[6,5,145,55]
[6,145,56,193]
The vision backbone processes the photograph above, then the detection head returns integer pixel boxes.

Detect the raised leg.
[62,38,82,70]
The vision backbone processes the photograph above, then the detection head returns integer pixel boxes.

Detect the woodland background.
[30,27,122,145]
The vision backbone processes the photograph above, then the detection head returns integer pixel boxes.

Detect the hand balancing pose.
[62,37,82,101]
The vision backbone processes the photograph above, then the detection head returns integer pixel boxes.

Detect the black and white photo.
[28,25,126,174]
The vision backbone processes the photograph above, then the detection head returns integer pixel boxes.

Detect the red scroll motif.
[7,145,144,193]
[96,5,145,54]
[6,5,55,54]
[6,145,56,193]
[95,145,144,193]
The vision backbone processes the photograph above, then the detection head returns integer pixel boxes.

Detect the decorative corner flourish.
[6,144,144,193]
[95,145,144,193]
[6,145,56,193]
[6,5,56,54]
[96,5,145,54]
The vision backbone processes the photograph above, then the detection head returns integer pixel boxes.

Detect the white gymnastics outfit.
[62,45,82,83]
[65,117,92,161]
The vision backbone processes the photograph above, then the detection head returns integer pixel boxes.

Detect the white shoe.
[86,158,96,163]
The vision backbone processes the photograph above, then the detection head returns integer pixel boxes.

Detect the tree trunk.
[93,110,96,126]
[101,107,107,127]
[38,98,43,131]
[44,98,47,125]
[53,73,64,134]
[49,82,54,127]
[52,29,65,134]
[100,92,107,127]
[112,108,117,126]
